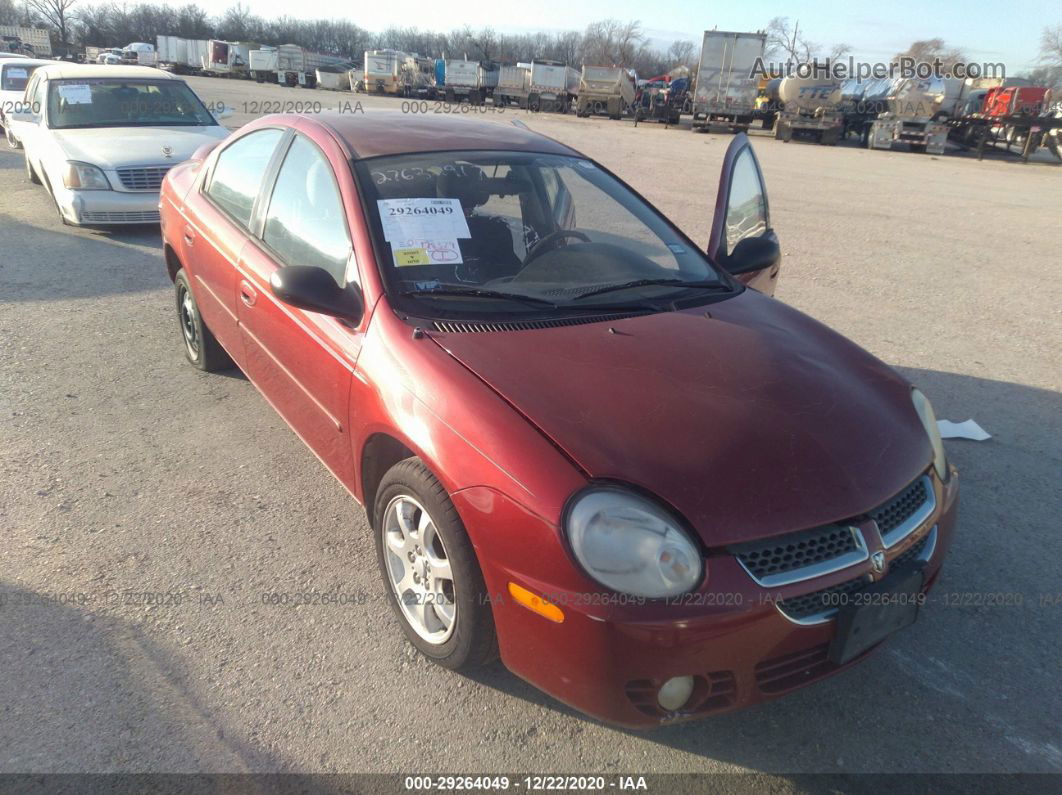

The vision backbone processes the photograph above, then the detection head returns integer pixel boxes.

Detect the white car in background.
[2,58,52,148]
[9,64,229,225]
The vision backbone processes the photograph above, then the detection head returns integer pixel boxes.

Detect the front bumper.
[54,185,161,225]
[455,467,959,729]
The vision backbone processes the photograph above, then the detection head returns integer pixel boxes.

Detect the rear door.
[189,127,286,358]
[707,133,780,295]
[235,131,361,490]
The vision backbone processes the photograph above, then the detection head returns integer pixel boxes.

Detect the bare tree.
[469,26,497,62]
[1040,24,1062,66]
[893,38,967,72]
[666,38,695,69]
[27,0,78,46]
[0,0,19,25]
[765,17,812,65]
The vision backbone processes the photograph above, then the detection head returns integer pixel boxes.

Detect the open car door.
[707,133,781,296]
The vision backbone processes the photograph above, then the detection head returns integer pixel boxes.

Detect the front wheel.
[174,269,232,371]
[374,458,496,670]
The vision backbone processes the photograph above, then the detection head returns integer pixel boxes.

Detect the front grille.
[777,526,935,624]
[115,165,172,191]
[624,671,736,718]
[80,210,160,224]
[431,311,649,334]
[755,644,834,694]
[730,524,865,586]
[869,476,934,547]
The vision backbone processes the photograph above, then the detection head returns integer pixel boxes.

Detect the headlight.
[911,388,948,480]
[565,487,703,598]
[63,161,110,190]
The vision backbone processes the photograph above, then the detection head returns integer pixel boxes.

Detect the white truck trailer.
[691,30,767,132]
[251,45,348,87]
[364,50,405,95]
[0,26,51,56]
[576,66,635,118]
[495,60,578,112]
[203,40,256,78]
[156,36,210,73]
[438,59,485,104]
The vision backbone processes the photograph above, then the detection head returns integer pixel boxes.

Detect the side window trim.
[201,126,291,231]
[252,132,353,280]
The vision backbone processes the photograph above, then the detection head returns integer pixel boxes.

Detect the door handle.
[182,226,195,247]
[239,280,257,307]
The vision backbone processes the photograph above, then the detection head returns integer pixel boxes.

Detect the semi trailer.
[691,30,767,132]
[576,66,635,118]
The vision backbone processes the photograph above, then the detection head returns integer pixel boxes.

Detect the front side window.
[262,135,351,284]
[206,128,284,228]
[47,78,217,130]
[355,151,730,318]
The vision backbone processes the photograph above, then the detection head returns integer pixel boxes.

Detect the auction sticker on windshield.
[57,84,93,104]
[392,238,463,267]
[377,198,471,243]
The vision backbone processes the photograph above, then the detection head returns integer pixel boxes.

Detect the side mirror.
[720,234,780,276]
[270,266,364,324]
[7,109,39,125]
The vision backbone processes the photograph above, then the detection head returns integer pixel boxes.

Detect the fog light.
[657,675,695,712]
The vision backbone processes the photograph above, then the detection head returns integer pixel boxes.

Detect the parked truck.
[771,77,845,144]
[867,76,972,154]
[364,50,405,94]
[203,40,256,78]
[691,30,767,132]
[0,26,51,56]
[495,60,577,112]
[576,66,635,119]
[436,59,485,104]
[156,35,210,74]
[251,45,348,87]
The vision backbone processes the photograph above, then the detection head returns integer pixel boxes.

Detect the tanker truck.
[867,76,967,154]
[771,76,845,144]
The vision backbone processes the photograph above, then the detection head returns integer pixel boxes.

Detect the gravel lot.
[0,75,1060,778]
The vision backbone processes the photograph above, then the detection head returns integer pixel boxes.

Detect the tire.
[374,458,497,670]
[174,269,232,371]
[910,144,926,153]
[25,153,40,184]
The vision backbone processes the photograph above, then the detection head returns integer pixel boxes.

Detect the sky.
[165,0,1057,73]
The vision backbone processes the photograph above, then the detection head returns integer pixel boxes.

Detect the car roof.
[34,64,180,80]
[313,111,581,160]
[1,58,52,70]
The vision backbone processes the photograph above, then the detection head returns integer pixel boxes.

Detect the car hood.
[52,125,229,170]
[431,290,933,546]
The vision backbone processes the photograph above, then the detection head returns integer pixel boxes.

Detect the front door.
[708,133,781,296]
[235,132,362,491]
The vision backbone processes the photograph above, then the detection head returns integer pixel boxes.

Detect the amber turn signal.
[508,582,564,623]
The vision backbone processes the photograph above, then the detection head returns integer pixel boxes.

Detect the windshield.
[1,63,40,92]
[355,151,729,318]
[47,78,217,129]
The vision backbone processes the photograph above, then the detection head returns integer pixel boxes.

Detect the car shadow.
[0,212,166,303]
[462,368,1062,774]
[0,582,276,773]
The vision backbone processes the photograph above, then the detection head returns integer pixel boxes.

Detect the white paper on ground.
[937,419,991,441]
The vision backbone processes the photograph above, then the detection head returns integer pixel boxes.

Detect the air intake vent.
[432,311,649,333]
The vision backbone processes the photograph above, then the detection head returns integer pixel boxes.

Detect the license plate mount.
[828,565,925,665]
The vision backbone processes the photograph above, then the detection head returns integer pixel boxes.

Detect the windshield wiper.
[401,286,558,309]
[573,278,729,300]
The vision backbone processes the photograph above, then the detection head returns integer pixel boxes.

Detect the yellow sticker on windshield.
[393,247,430,266]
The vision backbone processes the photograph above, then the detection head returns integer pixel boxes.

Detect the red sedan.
[159,112,958,728]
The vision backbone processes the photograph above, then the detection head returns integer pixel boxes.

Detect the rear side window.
[1,63,39,92]
[262,135,351,284]
[206,128,284,227]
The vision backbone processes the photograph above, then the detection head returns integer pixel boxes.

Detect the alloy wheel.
[382,494,457,644]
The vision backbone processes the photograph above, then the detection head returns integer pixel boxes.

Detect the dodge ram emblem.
[870,551,886,575]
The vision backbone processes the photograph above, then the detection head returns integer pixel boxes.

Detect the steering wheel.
[521,229,591,268]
